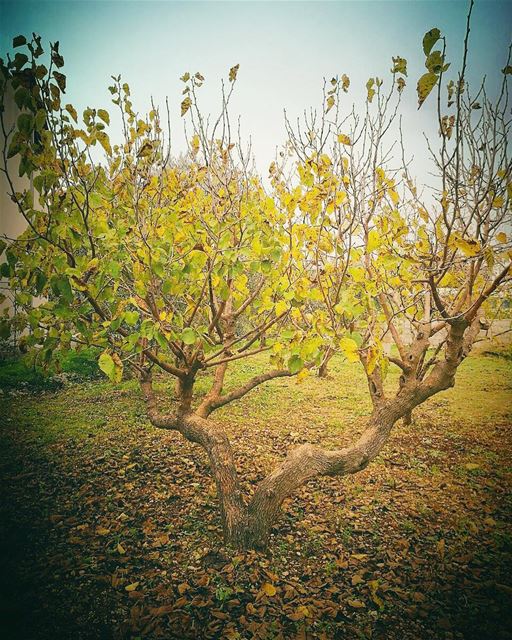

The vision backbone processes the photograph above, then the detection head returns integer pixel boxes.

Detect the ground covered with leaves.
[1,353,511,639]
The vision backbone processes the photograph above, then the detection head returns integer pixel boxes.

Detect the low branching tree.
[1,5,510,548]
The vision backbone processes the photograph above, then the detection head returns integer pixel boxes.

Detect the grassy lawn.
[1,352,511,639]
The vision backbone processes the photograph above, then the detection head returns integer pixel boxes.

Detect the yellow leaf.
[260,582,277,597]
[96,526,110,536]
[97,109,110,126]
[367,229,381,253]
[117,543,126,555]
[492,195,504,208]
[335,191,347,206]
[337,133,351,145]
[452,234,481,257]
[368,580,384,609]
[347,599,366,608]
[65,103,78,122]
[388,189,399,205]
[339,337,359,363]
[229,64,240,82]
[419,208,429,222]
[296,368,310,384]
[181,96,192,117]
[191,134,200,155]
[125,582,139,592]
[275,300,288,315]
[465,462,480,470]
[366,343,381,375]
[496,232,507,243]
[96,131,112,157]
[348,266,365,283]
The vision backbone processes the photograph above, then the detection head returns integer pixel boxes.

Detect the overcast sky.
[1,0,511,183]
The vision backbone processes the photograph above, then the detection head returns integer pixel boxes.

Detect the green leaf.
[35,270,47,295]
[14,87,30,110]
[13,35,27,48]
[417,72,438,109]
[124,310,139,326]
[188,250,208,270]
[7,138,22,159]
[98,351,123,382]
[181,327,197,345]
[288,355,304,374]
[423,28,440,56]
[17,112,34,136]
[52,275,73,304]
[34,109,46,131]
[0,320,10,340]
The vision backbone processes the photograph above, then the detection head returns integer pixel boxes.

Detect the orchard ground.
[1,350,511,640]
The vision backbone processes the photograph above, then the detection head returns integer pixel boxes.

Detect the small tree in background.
[1,2,510,548]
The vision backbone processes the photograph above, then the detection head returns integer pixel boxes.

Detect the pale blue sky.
[1,0,511,178]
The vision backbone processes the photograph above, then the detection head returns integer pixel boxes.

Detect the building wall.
[0,83,31,243]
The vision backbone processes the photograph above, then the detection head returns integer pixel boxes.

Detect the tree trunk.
[318,346,334,378]
[180,413,249,546]
[244,402,407,548]
[142,318,479,549]
[318,361,329,378]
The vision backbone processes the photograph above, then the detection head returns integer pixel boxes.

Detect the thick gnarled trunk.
[182,413,249,547]
[140,316,485,549]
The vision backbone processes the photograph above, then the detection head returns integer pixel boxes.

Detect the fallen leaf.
[96,526,110,536]
[347,598,366,608]
[260,582,277,597]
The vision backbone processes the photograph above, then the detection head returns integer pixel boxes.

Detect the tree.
[1,7,510,549]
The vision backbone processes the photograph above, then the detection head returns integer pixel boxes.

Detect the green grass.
[2,350,510,449]
[0,347,101,392]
